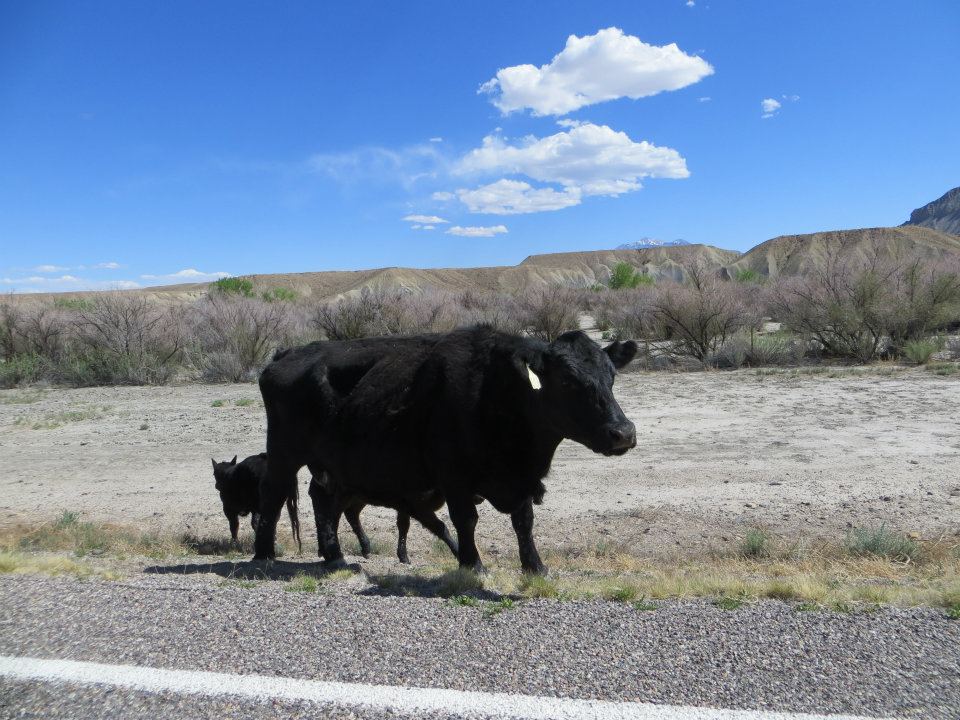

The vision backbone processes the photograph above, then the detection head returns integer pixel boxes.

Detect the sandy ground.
[1,368,958,559]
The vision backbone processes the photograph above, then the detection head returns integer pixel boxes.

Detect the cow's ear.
[513,352,544,391]
[604,340,638,369]
[231,455,237,465]
[211,459,217,471]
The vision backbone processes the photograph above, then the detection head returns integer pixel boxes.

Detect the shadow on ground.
[144,558,360,581]
[359,570,507,601]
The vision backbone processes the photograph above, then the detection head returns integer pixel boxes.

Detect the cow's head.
[211,456,245,541]
[521,331,637,456]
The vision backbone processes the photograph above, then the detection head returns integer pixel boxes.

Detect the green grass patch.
[520,574,560,599]
[714,596,744,611]
[261,287,298,303]
[847,525,919,562]
[285,572,320,593]
[926,362,959,376]
[449,594,481,607]
[211,399,225,407]
[632,599,658,611]
[234,398,256,407]
[483,598,515,617]
[436,568,484,597]
[740,529,771,558]
[947,604,960,620]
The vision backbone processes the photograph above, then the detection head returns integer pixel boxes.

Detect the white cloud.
[479,27,714,116]
[452,123,687,212]
[761,97,782,118]
[308,143,446,189]
[431,191,455,201]
[402,214,449,224]
[783,94,800,102]
[456,180,582,215]
[140,269,231,283]
[698,96,711,103]
[410,224,436,231]
[93,261,121,269]
[555,119,584,128]
[446,225,509,238]
[429,137,443,143]
[0,275,141,293]
[32,265,69,273]
[686,0,695,6]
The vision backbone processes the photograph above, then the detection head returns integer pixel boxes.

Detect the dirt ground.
[2,367,958,560]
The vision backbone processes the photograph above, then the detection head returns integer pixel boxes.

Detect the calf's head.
[211,456,246,542]
[522,331,637,456]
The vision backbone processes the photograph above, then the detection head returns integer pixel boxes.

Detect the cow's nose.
[608,422,636,449]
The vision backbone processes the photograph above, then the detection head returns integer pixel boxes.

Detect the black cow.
[213,453,458,563]
[255,326,637,574]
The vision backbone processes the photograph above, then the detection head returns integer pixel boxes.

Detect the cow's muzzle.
[602,421,636,455]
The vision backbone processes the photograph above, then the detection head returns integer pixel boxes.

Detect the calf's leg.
[511,497,547,575]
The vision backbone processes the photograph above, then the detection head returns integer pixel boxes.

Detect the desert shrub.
[646,264,752,363]
[901,338,942,365]
[608,262,652,290]
[211,277,255,297]
[517,285,581,342]
[454,291,525,335]
[5,303,68,359]
[311,286,461,341]
[847,525,919,562]
[885,258,960,350]
[261,287,298,303]
[0,353,46,388]
[740,529,771,558]
[190,294,293,382]
[62,294,187,386]
[768,255,895,363]
[735,268,762,284]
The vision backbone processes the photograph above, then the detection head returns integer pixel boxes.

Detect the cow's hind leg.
[344,503,372,558]
[447,494,483,573]
[253,458,297,561]
[408,509,458,559]
[396,512,411,564]
[512,497,547,575]
[307,474,328,560]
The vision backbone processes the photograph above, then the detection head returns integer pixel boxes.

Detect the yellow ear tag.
[527,365,542,390]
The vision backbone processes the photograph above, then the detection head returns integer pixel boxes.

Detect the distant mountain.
[615,238,690,250]
[902,186,960,236]
[725,226,960,279]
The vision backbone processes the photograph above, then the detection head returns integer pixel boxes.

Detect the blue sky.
[1,0,958,292]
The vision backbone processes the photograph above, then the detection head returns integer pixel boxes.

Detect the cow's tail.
[284,483,302,554]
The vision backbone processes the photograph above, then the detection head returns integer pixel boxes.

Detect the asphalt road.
[0,574,957,719]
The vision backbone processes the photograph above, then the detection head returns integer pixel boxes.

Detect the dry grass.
[2,517,958,611]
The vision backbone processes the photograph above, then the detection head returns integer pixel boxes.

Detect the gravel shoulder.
[1,574,958,719]
[1,368,958,559]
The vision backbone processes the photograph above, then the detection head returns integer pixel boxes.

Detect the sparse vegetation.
[846,525,919,562]
[285,572,320,592]
[211,277,255,297]
[740,529,771,558]
[714,596,744,610]
[902,338,942,365]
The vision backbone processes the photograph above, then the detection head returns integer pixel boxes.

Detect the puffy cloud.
[431,191,455,201]
[140,269,231,283]
[446,225,509,238]
[449,123,688,213]
[761,97,782,118]
[402,214,449,224]
[456,180,582,215]
[480,27,714,116]
[32,264,68,273]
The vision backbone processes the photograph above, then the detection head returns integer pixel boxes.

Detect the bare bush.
[455,291,525,335]
[767,252,896,363]
[885,257,960,349]
[311,286,466,340]
[646,264,752,363]
[190,294,294,382]
[517,285,582,342]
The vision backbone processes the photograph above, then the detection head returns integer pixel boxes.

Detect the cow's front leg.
[307,473,345,569]
[344,503,372,558]
[447,494,484,573]
[512,497,547,575]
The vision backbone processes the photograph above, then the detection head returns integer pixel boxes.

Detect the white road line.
[0,655,894,720]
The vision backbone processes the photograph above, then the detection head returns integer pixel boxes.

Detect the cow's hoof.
[521,563,548,577]
[397,553,411,564]
[251,554,275,563]
[461,561,487,575]
[360,548,371,559]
